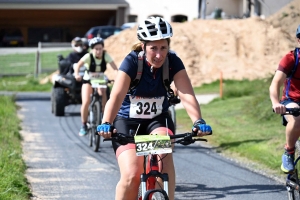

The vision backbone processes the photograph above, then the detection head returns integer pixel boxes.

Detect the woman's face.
[143,39,169,68]
[93,44,104,58]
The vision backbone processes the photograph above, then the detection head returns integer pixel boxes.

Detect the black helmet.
[137,17,173,41]
[89,37,104,49]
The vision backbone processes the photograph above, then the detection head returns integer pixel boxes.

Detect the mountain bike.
[103,129,211,200]
[281,108,300,200]
[87,72,110,152]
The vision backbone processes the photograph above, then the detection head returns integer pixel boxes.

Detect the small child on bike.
[74,37,118,136]
[97,17,212,200]
[269,24,300,174]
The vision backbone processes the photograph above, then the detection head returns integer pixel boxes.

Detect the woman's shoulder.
[168,50,180,60]
[122,51,139,64]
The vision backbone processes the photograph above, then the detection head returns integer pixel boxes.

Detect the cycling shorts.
[280,99,300,126]
[82,79,91,85]
[112,112,175,158]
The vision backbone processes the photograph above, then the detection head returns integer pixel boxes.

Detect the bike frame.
[139,154,169,200]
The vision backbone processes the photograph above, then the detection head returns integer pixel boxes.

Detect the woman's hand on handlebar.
[272,103,286,114]
[96,123,117,139]
[74,74,82,82]
[192,119,212,137]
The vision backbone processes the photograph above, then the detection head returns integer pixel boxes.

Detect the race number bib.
[129,96,164,119]
[89,72,107,88]
[134,135,172,156]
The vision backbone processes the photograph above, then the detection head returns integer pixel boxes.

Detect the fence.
[0,42,72,77]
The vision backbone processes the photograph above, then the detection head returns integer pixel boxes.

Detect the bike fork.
[140,155,169,200]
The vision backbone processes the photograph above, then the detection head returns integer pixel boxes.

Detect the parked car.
[120,22,137,30]
[84,25,122,40]
[2,29,24,47]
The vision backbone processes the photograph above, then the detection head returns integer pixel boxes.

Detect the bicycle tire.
[151,192,166,200]
[137,187,166,200]
[88,101,94,147]
[287,140,300,200]
[168,105,176,134]
[92,100,102,152]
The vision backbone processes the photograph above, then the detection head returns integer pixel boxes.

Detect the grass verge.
[0,96,31,199]
[177,77,286,178]
[0,75,52,92]
[0,50,70,75]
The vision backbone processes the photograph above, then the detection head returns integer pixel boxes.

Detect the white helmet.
[137,17,173,41]
[89,37,104,49]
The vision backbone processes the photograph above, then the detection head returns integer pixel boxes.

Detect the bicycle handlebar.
[273,108,300,116]
[103,131,209,146]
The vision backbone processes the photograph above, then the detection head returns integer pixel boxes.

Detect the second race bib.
[129,96,164,119]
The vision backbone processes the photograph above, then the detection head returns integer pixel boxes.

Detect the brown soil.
[42,0,300,87]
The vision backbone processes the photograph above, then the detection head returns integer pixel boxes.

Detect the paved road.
[13,93,288,200]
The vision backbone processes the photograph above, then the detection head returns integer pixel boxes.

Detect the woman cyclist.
[97,17,212,200]
[74,37,118,136]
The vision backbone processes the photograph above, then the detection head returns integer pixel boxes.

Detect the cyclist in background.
[97,17,212,200]
[269,24,300,174]
[66,37,88,64]
[74,37,118,136]
[66,37,88,74]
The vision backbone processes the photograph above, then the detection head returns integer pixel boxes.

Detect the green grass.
[0,50,70,75]
[177,76,286,176]
[0,96,31,199]
[0,75,52,92]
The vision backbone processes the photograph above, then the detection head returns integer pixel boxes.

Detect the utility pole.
[201,0,207,19]
[198,0,202,18]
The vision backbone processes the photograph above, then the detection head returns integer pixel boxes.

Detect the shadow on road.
[175,182,285,199]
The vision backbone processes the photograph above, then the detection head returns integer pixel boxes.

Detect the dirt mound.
[104,2,299,87]
[266,0,300,38]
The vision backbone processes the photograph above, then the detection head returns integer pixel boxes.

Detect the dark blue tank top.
[117,50,185,118]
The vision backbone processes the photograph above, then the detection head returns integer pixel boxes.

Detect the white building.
[124,0,294,23]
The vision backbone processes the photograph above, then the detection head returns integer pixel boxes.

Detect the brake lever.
[177,138,195,145]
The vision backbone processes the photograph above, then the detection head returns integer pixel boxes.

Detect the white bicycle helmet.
[89,37,104,49]
[137,17,173,41]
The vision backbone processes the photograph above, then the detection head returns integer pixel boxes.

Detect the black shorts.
[280,99,300,126]
[112,112,175,156]
[82,79,91,85]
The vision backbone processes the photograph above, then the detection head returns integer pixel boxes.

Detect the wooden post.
[35,49,40,78]
[220,71,223,98]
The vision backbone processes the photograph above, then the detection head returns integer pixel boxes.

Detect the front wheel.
[90,100,102,152]
[88,98,102,151]
[168,105,176,134]
[151,192,166,200]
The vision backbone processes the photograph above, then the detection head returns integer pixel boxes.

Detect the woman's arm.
[102,70,131,124]
[173,69,201,123]
[109,61,118,71]
[74,60,85,81]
